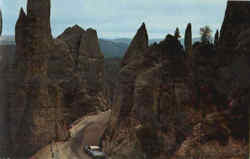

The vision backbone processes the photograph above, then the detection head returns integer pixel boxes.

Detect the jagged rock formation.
[214,29,219,47]
[7,0,105,157]
[121,23,148,67]
[107,23,149,136]
[9,0,69,157]
[218,0,250,66]
[0,0,248,158]
[103,24,191,158]
[0,9,2,36]
[219,1,250,49]
[4,0,102,157]
[2,1,106,156]
[103,1,249,159]
[55,25,106,124]
[57,25,86,65]
[215,1,249,140]
[184,23,192,56]
[0,46,14,157]
[174,1,249,158]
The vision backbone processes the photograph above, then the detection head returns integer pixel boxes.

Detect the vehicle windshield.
[89,146,101,151]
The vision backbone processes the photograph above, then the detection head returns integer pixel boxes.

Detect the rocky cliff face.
[215,1,249,142]
[173,2,249,158]
[114,23,148,122]
[10,0,69,157]
[0,45,15,157]
[55,25,107,124]
[103,1,249,159]
[219,1,250,49]
[218,1,250,66]
[103,24,191,158]
[7,0,106,157]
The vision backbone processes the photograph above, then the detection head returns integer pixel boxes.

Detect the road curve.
[32,110,111,159]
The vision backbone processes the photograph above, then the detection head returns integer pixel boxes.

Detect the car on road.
[84,145,107,159]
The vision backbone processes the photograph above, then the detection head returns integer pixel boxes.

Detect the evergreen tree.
[174,27,181,39]
[200,25,212,44]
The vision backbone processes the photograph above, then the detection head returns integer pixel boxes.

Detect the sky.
[0,0,228,39]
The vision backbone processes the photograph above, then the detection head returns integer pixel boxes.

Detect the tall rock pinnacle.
[121,22,148,67]
[219,1,250,49]
[26,0,52,38]
[12,0,68,157]
[184,23,192,57]
[0,9,2,36]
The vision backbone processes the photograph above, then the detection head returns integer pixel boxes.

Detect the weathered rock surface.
[219,1,250,49]
[0,0,248,158]
[103,1,249,159]
[7,0,106,157]
[121,23,148,67]
[0,9,2,36]
[103,25,191,158]
[9,0,69,157]
[3,3,106,156]
[184,23,192,56]
[172,2,250,157]
[0,0,109,156]
[57,25,86,65]
[107,24,149,136]
[48,39,74,80]
[55,26,107,124]
[218,1,250,66]
[0,44,15,157]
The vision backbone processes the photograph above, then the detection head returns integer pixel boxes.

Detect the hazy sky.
[0,0,228,39]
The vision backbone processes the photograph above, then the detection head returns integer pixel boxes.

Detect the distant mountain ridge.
[100,37,203,58]
[0,35,203,58]
[98,39,128,58]
[108,37,202,45]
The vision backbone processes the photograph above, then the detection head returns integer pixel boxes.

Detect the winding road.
[32,110,111,159]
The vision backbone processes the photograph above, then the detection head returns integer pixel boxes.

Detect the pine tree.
[174,27,181,39]
[200,25,212,44]
[184,23,192,56]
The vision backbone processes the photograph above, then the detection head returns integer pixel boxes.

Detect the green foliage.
[200,25,212,44]
[174,27,181,39]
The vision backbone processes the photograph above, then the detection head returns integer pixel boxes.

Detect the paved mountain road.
[32,110,111,159]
